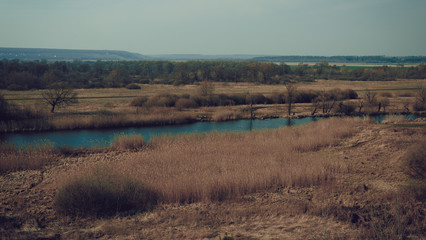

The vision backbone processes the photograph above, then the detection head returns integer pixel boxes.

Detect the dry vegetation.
[1,78,426,239]
[1,117,425,239]
[107,118,359,203]
[2,79,426,133]
[0,141,57,173]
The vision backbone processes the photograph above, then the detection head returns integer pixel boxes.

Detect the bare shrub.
[55,167,158,217]
[413,85,426,111]
[125,83,141,89]
[403,142,426,179]
[130,96,148,107]
[398,91,414,97]
[175,98,198,110]
[380,91,393,98]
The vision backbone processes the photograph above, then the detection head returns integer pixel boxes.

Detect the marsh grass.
[105,118,362,203]
[211,109,244,122]
[110,134,146,151]
[0,141,56,173]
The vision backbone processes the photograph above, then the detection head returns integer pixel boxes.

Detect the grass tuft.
[110,133,146,151]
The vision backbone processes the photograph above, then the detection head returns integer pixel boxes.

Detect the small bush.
[55,167,158,217]
[110,134,146,151]
[125,83,141,89]
[398,91,414,97]
[144,94,178,107]
[175,98,198,109]
[380,91,393,97]
[404,142,426,179]
[130,96,148,107]
[336,102,356,115]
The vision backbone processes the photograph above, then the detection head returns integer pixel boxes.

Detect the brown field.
[0,117,425,239]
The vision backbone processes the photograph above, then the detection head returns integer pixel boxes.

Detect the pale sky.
[1,0,425,56]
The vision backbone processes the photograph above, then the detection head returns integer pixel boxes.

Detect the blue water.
[1,115,418,149]
[1,117,319,149]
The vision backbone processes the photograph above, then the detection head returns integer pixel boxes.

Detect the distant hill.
[0,48,152,61]
[150,54,265,61]
[251,55,426,64]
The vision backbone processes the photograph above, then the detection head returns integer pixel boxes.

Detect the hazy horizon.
[1,0,425,56]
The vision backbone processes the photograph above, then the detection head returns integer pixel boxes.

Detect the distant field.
[2,79,425,115]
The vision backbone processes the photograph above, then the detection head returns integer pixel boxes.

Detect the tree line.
[1,59,426,90]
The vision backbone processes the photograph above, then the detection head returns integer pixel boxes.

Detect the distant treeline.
[253,56,426,64]
[1,59,426,90]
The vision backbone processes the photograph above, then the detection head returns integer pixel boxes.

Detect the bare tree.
[365,91,377,105]
[414,84,426,111]
[198,80,214,97]
[42,83,78,113]
[286,83,297,116]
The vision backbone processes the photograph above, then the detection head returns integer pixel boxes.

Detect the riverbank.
[0,117,425,239]
[2,79,425,133]
[1,106,424,134]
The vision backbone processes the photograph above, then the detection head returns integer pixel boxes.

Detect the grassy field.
[2,79,425,113]
[1,78,424,133]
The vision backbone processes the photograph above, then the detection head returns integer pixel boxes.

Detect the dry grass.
[0,141,56,173]
[211,108,244,122]
[0,110,196,132]
[99,118,363,203]
[110,134,146,151]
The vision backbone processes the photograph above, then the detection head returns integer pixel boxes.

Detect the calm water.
[1,115,418,149]
[2,117,319,149]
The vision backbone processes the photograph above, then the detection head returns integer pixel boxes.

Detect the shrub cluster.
[125,83,141,89]
[55,167,158,217]
[0,94,46,121]
[403,142,426,201]
[130,88,358,109]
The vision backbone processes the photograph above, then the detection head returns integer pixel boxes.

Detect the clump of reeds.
[110,134,146,151]
[0,141,56,173]
[211,109,243,122]
[55,167,158,217]
[108,118,362,203]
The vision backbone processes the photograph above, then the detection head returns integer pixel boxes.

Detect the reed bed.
[0,111,196,132]
[107,118,363,203]
[51,112,193,129]
[0,141,56,173]
[110,134,146,151]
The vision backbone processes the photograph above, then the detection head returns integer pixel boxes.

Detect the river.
[1,115,418,149]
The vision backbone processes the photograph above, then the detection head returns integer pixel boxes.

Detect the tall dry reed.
[107,118,363,203]
[0,141,56,173]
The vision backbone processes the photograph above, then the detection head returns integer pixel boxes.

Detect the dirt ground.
[0,118,425,239]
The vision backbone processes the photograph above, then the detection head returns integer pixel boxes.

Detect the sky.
[1,0,425,56]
